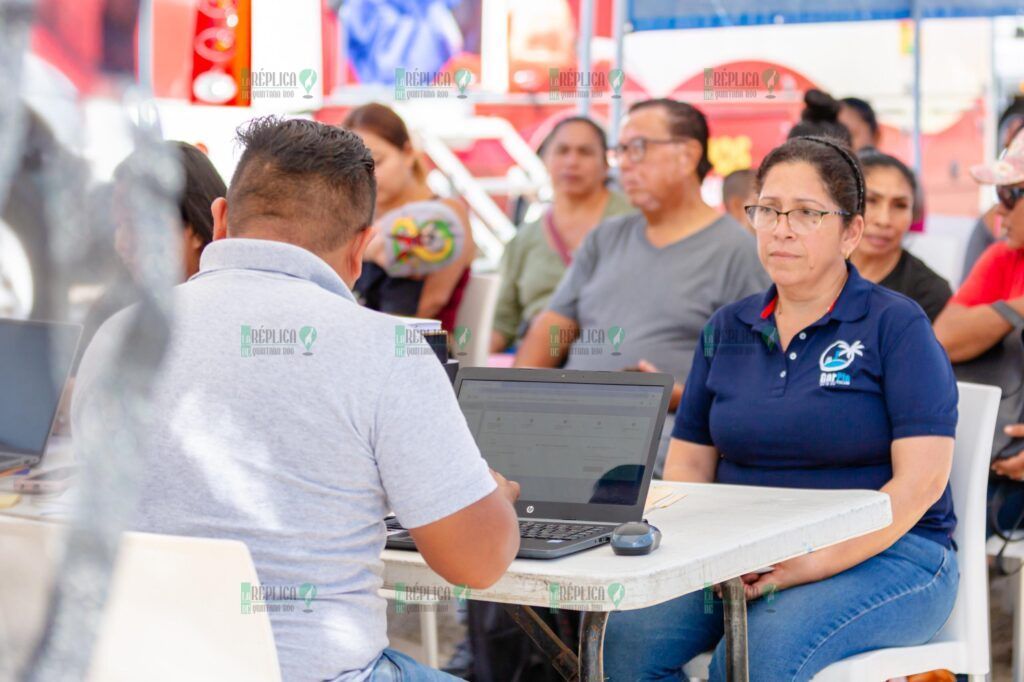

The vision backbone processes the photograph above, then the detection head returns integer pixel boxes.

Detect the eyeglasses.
[744,205,852,235]
[607,137,684,165]
[997,185,1024,211]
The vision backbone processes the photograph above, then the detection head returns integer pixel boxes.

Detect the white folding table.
[382,481,892,681]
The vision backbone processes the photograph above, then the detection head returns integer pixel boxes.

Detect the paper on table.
[645,484,686,512]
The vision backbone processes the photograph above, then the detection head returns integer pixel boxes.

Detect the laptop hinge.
[518,517,620,526]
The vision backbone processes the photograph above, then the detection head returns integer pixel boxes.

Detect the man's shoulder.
[589,211,644,244]
[703,214,757,249]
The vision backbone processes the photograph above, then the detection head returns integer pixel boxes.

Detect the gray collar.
[191,238,356,302]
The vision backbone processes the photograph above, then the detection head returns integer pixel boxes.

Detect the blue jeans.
[368,649,460,681]
[604,532,959,682]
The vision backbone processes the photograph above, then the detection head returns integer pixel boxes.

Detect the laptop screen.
[458,379,664,507]
[0,320,81,457]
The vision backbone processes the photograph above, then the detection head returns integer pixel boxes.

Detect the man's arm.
[933,298,1023,362]
[409,471,520,588]
[513,310,578,368]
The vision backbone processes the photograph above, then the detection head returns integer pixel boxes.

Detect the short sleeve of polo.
[671,322,715,445]
[882,314,958,439]
[374,355,497,529]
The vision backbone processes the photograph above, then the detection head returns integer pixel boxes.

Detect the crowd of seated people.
[67,89,1024,682]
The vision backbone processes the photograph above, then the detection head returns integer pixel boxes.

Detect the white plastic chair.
[453,271,501,368]
[903,233,963,288]
[684,382,999,682]
[0,523,281,682]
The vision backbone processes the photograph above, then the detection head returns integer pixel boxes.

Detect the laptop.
[0,318,82,470]
[386,367,673,559]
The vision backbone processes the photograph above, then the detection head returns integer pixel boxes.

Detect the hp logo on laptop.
[526,505,534,514]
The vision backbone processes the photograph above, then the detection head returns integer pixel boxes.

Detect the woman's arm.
[416,200,475,319]
[933,301,1018,363]
[663,438,718,483]
[742,435,953,598]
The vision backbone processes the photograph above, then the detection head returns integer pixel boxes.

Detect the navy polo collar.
[736,263,872,330]
[191,237,356,302]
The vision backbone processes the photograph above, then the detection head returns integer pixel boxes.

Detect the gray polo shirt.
[547,212,769,385]
[72,238,496,682]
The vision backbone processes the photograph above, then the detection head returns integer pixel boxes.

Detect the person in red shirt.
[935,131,1024,363]
[935,132,1024,482]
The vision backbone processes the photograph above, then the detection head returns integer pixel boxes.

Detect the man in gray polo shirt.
[73,118,520,681]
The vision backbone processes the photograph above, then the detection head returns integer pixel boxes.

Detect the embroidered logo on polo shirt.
[819,340,864,387]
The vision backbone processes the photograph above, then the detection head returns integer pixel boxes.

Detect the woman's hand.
[714,553,824,602]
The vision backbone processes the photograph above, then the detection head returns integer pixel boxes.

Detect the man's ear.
[350,226,375,268]
[681,138,703,179]
[211,197,228,240]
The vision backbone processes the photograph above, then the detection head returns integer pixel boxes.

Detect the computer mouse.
[610,521,661,556]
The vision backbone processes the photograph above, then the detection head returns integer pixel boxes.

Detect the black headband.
[799,135,865,215]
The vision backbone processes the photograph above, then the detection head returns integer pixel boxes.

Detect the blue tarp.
[627,0,1024,31]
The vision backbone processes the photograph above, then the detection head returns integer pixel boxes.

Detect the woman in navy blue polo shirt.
[604,136,959,681]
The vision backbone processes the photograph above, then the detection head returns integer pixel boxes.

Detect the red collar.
[760,295,837,319]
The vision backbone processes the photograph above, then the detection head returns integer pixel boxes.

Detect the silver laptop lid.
[454,368,672,524]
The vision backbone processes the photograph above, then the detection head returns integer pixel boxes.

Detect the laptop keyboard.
[387,516,607,543]
[518,521,606,541]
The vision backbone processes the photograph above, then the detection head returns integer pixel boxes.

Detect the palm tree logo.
[819,340,864,372]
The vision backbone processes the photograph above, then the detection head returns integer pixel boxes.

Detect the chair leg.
[420,608,439,669]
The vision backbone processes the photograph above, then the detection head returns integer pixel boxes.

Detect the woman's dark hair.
[174,142,226,246]
[538,116,609,158]
[757,136,865,223]
[788,90,853,148]
[858,148,917,208]
[343,102,425,179]
[841,97,879,137]
[113,141,226,248]
[628,98,713,180]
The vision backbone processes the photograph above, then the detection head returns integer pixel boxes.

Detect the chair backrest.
[0,524,281,681]
[453,271,501,367]
[934,382,1000,673]
[904,233,963,286]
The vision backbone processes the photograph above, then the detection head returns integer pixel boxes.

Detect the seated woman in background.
[849,149,951,321]
[344,103,474,332]
[76,141,226,368]
[838,96,881,152]
[490,116,633,352]
[604,136,959,681]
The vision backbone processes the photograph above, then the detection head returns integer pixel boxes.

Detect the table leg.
[722,577,749,682]
[500,604,579,680]
[579,611,609,682]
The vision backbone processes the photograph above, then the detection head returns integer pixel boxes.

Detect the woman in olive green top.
[490,117,635,351]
